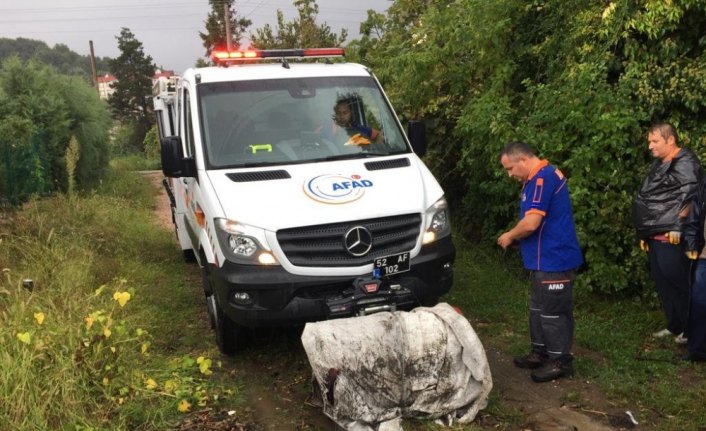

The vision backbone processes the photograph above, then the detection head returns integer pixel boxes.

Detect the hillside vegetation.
[0,37,111,81]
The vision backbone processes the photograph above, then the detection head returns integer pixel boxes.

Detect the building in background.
[97,70,176,101]
[97,74,117,100]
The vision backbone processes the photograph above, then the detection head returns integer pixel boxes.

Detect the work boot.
[513,351,548,369]
[531,356,573,383]
[652,328,672,338]
[675,333,688,344]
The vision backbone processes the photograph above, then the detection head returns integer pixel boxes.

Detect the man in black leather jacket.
[683,176,706,361]
[633,123,701,342]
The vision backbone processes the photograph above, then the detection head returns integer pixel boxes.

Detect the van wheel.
[201,256,216,328]
[206,294,218,330]
[199,253,247,354]
[212,294,248,355]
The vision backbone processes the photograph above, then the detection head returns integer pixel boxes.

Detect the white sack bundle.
[301,302,492,430]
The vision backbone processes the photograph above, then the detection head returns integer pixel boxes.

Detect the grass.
[110,155,161,172]
[447,237,706,431]
[0,166,237,430]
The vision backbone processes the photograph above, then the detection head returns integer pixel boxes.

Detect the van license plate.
[373,252,410,276]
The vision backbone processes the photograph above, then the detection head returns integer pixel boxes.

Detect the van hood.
[206,156,442,231]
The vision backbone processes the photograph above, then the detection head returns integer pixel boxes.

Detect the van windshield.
[198,76,410,169]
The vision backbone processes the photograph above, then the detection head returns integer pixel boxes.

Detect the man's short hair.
[648,123,679,144]
[501,141,536,159]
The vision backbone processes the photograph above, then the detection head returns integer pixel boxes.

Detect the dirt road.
[142,171,632,431]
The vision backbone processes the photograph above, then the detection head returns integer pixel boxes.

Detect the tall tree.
[250,0,347,49]
[345,10,386,61]
[200,0,252,58]
[108,28,154,151]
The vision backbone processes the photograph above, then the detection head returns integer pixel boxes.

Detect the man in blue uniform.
[497,141,584,383]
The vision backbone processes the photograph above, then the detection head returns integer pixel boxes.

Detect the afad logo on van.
[304,174,374,204]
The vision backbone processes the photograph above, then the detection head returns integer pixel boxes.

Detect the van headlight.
[215,218,279,265]
[422,197,451,245]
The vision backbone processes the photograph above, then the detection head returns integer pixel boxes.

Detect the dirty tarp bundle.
[301,302,493,431]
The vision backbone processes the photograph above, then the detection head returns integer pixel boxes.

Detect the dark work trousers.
[687,259,706,358]
[529,270,575,359]
[647,240,691,335]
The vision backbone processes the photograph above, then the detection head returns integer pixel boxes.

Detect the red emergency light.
[211,48,345,64]
[212,50,259,60]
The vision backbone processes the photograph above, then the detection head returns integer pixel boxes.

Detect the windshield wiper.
[319,152,389,162]
[220,161,290,169]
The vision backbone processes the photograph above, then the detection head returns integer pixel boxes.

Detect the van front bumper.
[209,235,455,327]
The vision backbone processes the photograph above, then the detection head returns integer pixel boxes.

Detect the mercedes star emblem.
[343,226,373,257]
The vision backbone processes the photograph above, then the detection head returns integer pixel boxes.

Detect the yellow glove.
[666,231,681,245]
[686,250,699,260]
[639,240,649,252]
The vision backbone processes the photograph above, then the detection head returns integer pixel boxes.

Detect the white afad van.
[155,48,455,355]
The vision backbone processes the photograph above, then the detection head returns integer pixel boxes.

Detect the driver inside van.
[323,98,384,145]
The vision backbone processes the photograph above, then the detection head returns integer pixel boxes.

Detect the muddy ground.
[143,171,640,431]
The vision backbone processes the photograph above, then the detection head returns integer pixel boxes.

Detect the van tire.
[199,251,248,354]
[213,295,248,355]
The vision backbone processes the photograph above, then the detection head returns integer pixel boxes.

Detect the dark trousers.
[647,240,691,335]
[529,270,575,359]
[688,260,706,357]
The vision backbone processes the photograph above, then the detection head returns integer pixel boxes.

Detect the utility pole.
[224,2,233,51]
[89,40,99,96]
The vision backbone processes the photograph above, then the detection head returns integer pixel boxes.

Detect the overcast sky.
[0,0,390,73]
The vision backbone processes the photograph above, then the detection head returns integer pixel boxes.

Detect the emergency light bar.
[211,48,344,63]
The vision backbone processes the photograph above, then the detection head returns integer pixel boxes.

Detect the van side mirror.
[161,136,196,178]
[407,121,427,157]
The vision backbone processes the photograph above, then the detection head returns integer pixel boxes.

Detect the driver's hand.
[639,240,649,253]
[666,231,681,245]
[686,250,699,260]
[345,133,371,146]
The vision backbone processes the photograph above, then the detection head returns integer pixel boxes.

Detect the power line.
[241,0,269,19]
[0,13,210,24]
[0,1,369,15]
[0,1,206,13]
[3,26,206,36]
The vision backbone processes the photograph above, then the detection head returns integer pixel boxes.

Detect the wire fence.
[0,132,54,207]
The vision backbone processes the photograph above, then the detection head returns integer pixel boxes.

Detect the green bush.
[0,56,111,203]
[111,120,152,157]
[143,125,161,162]
[354,0,706,295]
[54,74,112,190]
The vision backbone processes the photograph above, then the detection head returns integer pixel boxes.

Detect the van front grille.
[276,214,422,267]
